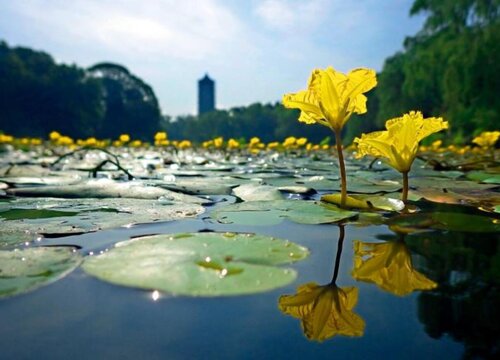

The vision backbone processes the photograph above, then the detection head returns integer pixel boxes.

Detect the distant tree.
[0,41,103,137]
[87,63,162,139]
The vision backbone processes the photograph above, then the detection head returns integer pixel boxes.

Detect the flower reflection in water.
[352,234,437,296]
[278,225,365,342]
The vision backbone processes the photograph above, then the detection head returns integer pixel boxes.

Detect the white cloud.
[6,0,244,60]
[254,0,327,33]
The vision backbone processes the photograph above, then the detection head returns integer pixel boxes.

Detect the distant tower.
[198,73,215,115]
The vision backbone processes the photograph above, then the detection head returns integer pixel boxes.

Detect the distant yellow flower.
[283,136,297,147]
[352,240,437,296]
[154,131,167,142]
[296,137,308,146]
[227,138,240,149]
[119,134,130,143]
[30,138,42,146]
[283,67,376,131]
[130,140,142,148]
[202,140,213,148]
[267,141,280,150]
[472,131,500,148]
[49,131,61,141]
[0,134,14,143]
[279,283,365,342]
[355,111,448,173]
[213,137,224,148]
[57,136,74,146]
[177,140,192,149]
[249,137,261,147]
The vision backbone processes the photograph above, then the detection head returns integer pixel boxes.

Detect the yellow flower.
[177,140,192,149]
[296,137,308,146]
[30,138,42,146]
[154,131,167,142]
[57,136,74,146]
[352,240,437,296]
[472,131,500,148]
[49,131,61,141]
[267,141,279,150]
[354,111,448,173]
[227,138,240,149]
[283,66,377,131]
[279,283,365,342]
[202,140,213,148]
[249,137,261,147]
[119,134,130,143]
[0,134,14,143]
[283,136,297,147]
[213,137,224,148]
[130,140,142,148]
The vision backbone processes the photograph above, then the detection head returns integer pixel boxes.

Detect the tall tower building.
[198,74,215,115]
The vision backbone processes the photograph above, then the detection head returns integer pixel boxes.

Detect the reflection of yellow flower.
[283,67,376,131]
[352,240,437,296]
[355,111,448,173]
[279,283,365,342]
[472,131,500,148]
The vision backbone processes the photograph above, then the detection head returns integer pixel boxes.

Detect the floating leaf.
[0,247,81,298]
[232,184,283,201]
[321,194,404,211]
[82,232,309,296]
[6,178,209,203]
[0,198,205,243]
[211,200,357,226]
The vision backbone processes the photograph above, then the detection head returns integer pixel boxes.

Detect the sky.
[0,0,424,116]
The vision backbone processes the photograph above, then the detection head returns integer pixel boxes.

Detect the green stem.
[402,171,409,203]
[334,130,347,207]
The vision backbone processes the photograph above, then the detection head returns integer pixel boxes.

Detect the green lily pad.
[0,247,81,298]
[387,212,500,233]
[211,200,357,226]
[232,184,283,201]
[6,179,209,203]
[82,232,309,296]
[0,198,205,244]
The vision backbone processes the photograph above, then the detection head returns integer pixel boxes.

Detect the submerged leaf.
[82,232,309,296]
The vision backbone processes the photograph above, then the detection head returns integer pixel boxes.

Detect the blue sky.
[0,0,424,116]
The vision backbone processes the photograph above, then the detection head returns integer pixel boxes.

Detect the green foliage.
[165,103,328,143]
[0,42,161,139]
[376,0,500,142]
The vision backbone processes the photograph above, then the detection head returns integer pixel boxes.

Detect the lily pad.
[211,200,357,226]
[232,184,283,201]
[6,178,209,203]
[0,198,205,242]
[321,194,405,211]
[0,247,81,298]
[82,232,309,296]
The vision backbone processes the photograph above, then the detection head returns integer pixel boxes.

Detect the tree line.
[1,0,498,144]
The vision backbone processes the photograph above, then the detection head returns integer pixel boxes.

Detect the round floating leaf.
[321,194,404,211]
[232,184,283,201]
[211,200,357,226]
[0,198,205,242]
[0,247,81,298]
[82,232,309,296]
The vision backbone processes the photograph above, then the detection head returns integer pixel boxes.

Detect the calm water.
[0,201,498,360]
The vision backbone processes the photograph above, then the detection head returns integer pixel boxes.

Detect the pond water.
[1,198,498,359]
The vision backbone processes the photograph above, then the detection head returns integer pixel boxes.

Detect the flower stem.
[334,130,347,207]
[402,171,409,202]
